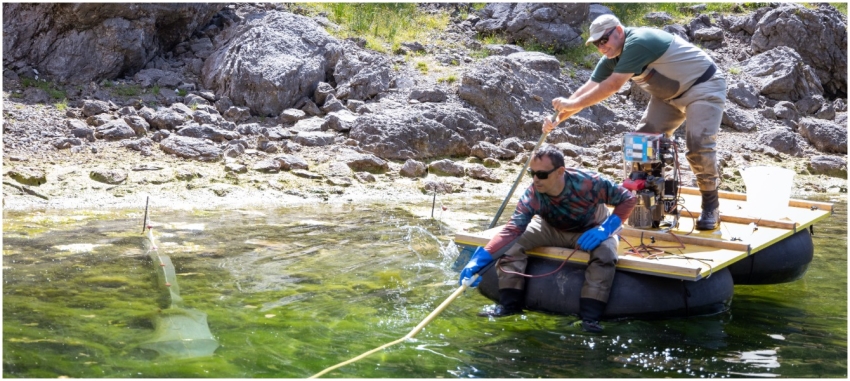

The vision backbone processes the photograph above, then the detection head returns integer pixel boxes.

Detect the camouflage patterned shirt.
[485,167,636,254]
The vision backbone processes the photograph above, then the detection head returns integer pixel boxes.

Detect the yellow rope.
[309,277,476,378]
[311,114,569,378]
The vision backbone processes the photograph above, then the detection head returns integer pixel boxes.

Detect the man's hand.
[542,109,579,134]
[577,215,623,252]
[552,97,581,113]
[458,247,494,287]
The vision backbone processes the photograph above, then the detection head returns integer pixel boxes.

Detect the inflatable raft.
[454,187,833,319]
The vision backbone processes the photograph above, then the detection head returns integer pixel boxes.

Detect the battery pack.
[623,133,664,163]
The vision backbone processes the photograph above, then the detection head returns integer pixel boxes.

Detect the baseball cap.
[585,14,622,46]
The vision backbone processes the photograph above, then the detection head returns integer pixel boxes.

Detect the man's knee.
[590,238,618,265]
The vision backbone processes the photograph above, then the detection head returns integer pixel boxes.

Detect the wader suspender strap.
[672,64,716,100]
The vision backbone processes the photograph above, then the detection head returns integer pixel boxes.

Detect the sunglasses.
[592,28,616,48]
[527,167,561,180]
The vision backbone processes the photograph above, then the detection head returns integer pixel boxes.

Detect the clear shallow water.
[3,196,846,378]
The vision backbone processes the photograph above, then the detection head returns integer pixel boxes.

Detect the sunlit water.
[3,196,846,378]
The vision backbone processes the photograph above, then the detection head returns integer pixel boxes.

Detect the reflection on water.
[3,197,846,378]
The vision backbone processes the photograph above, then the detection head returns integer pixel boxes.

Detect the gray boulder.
[663,24,689,41]
[294,131,335,147]
[797,118,847,154]
[202,12,342,116]
[400,159,427,178]
[815,103,836,120]
[95,119,136,141]
[588,4,613,21]
[123,115,150,136]
[500,137,525,153]
[644,12,673,25]
[252,159,280,173]
[458,52,571,139]
[121,138,154,154]
[470,141,517,160]
[727,81,760,109]
[81,100,111,117]
[409,87,448,103]
[134,68,183,88]
[192,110,225,126]
[176,124,239,143]
[340,150,388,174]
[7,166,46,186]
[693,26,724,49]
[349,103,498,160]
[159,135,221,161]
[465,163,500,183]
[725,7,773,36]
[292,116,325,133]
[751,4,847,98]
[314,82,335,106]
[89,169,127,185]
[325,161,352,177]
[223,106,251,123]
[757,127,805,157]
[428,159,465,177]
[333,48,392,101]
[687,14,713,41]
[320,95,346,113]
[236,123,263,136]
[323,110,358,132]
[87,114,115,127]
[743,46,823,102]
[279,108,307,124]
[275,155,309,171]
[795,95,826,116]
[721,108,757,132]
[264,127,292,141]
[3,4,223,83]
[149,108,187,130]
[808,155,847,178]
[70,126,96,142]
[475,3,589,51]
[189,37,215,60]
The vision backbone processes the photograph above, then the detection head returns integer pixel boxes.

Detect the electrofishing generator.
[622,132,680,229]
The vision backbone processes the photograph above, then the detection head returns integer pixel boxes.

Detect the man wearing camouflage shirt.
[459,145,636,332]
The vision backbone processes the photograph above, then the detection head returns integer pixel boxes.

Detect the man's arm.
[483,187,537,254]
[568,79,597,100]
[554,72,633,112]
[542,73,633,133]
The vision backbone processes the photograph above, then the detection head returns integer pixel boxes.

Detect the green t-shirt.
[590,27,674,82]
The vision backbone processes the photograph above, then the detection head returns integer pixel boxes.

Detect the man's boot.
[573,297,606,333]
[696,190,720,230]
[477,288,524,317]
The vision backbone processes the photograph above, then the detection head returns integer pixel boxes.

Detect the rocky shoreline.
[3,3,847,214]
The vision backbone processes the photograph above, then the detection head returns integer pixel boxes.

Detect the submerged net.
[142,226,219,358]
[139,307,219,358]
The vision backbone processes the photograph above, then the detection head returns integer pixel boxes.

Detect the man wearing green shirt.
[544,14,726,230]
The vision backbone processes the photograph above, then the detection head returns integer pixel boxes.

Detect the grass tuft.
[299,3,449,54]
[55,98,68,111]
[21,77,66,99]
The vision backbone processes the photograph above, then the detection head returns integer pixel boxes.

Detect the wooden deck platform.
[454,187,834,281]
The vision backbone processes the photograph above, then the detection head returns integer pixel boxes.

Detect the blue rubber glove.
[458,246,494,287]
[577,215,622,252]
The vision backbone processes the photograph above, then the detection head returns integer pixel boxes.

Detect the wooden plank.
[675,190,834,230]
[455,236,747,281]
[619,226,750,252]
[527,246,703,280]
[678,186,834,213]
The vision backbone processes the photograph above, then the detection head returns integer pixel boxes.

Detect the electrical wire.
[496,247,580,278]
